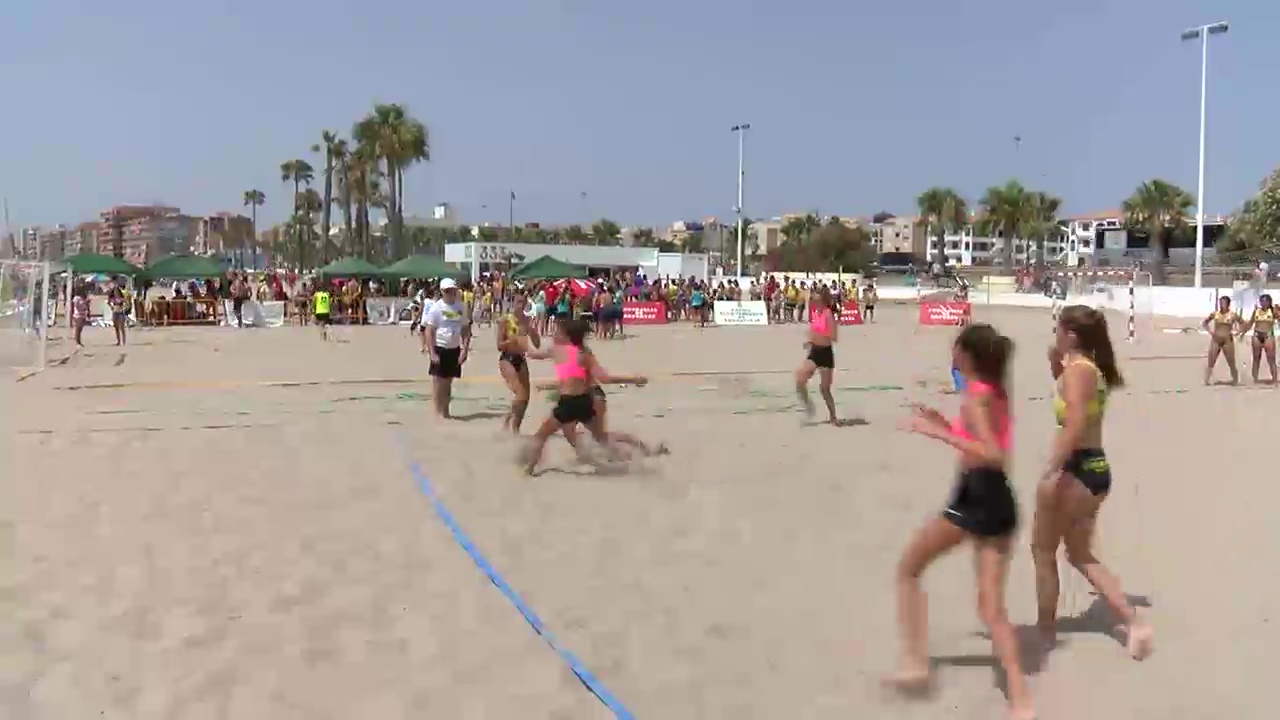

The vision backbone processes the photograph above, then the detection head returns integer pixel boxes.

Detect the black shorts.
[943,467,1018,538]
[499,351,526,373]
[864,303,875,312]
[807,344,835,369]
[315,312,330,325]
[1256,330,1273,344]
[233,297,244,311]
[591,385,607,402]
[552,393,597,425]
[429,346,463,379]
[1062,448,1112,496]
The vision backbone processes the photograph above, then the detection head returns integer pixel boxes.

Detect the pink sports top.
[554,344,588,381]
[950,380,1010,450]
[810,308,831,335]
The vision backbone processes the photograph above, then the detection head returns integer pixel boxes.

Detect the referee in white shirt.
[424,278,472,418]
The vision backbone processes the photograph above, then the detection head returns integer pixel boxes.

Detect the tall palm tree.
[294,188,324,270]
[1123,179,1194,285]
[242,189,266,269]
[280,160,315,269]
[916,187,968,264]
[331,138,352,250]
[346,144,379,260]
[977,180,1035,267]
[311,131,343,265]
[1021,192,1063,271]
[353,104,429,261]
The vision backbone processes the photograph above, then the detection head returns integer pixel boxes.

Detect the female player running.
[1238,293,1277,384]
[1034,305,1152,661]
[1201,295,1241,385]
[496,288,539,434]
[888,324,1033,720]
[520,319,617,475]
[536,362,669,460]
[795,285,838,424]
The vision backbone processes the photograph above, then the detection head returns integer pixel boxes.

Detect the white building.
[444,241,709,283]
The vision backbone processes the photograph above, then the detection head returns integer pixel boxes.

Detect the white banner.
[713,300,768,326]
[365,298,395,325]
[221,300,285,327]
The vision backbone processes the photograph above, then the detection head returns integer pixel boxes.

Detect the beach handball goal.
[0,260,53,377]
[1049,269,1153,342]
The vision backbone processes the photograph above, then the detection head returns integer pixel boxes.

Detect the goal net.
[0,260,53,376]
[1049,270,1153,342]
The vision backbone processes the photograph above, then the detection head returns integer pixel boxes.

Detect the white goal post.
[0,260,53,376]
[1048,269,1153,343]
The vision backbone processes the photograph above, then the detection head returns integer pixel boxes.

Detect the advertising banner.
[713,300,768,326]
[918,301,971,326]
[809,301,864,326]
[622,301,666,325]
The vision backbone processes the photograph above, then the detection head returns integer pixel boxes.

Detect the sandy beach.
[5,304,1277,719]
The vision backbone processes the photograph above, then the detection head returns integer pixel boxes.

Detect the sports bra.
[1212,310,1236,324]
[1053,358,1108,427]
[950,380,1010,450]
[810,308,831,335]
[1255,308,1275,324]
[554,344,588,381]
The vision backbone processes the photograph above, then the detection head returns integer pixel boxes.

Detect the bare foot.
[1126,624,1153,660]
[1008,702,1037,720]
[881,667,932,697]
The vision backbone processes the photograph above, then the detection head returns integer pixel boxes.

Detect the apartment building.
[870,215,926,255]
[63,222,99,256]
[194,213,253,255]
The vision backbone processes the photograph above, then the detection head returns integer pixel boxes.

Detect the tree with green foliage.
[1122,179,1194,285]
[241,189,265,269]
[976,180,1035,268]
[1220,167,1280,256]
[590,218,622,246]
[767,222,875,272]
[916,187,967,263]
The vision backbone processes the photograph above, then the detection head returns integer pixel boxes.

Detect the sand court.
[6,305,1278,718]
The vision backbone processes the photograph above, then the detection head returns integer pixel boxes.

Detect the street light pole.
[1181,21,1228,289]
[731,123,750,276]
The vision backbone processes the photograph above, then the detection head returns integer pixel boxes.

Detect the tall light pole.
[731,123,750,276]
[1181,20,1228,289]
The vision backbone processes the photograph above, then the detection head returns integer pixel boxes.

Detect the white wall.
[876,284,1226,319]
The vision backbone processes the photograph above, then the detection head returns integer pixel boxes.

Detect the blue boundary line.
[399,439,635,719]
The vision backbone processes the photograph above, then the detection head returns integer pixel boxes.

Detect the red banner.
[808,301,864,325]
[622,301,667,325]
[918,301,971,326]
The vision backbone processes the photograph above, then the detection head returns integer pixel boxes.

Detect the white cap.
[440,278,458,290]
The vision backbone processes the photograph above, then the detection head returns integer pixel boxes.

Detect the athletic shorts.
[499,351,526,373]
[552,393,596,425]
[807,344,835,369]
[943,466,1018,538]
[315,312,330,325]
[1062,448,1112,496]
[430,346,463,379]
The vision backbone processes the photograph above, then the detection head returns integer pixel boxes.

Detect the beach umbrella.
[552,278,596,298]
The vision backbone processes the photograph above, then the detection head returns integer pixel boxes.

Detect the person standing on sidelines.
[311,284,332,341]
[425,278,471,419]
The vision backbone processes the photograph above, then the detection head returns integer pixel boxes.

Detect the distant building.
[870,215,926,255]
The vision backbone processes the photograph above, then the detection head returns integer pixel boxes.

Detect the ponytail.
[1059,305,1124,388]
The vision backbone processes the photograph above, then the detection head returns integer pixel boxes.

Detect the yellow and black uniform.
[1054,358,1112,496]
[1209,310,1238,346]
[499,313,528,372]
[1252,307,1275,343]
[313,289,332,324]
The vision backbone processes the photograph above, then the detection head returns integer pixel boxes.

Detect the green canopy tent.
[316,256,382,279]
[380,255,467,280]
[55,253,141,276]
[140,254,225,280]
[509,255,589,280]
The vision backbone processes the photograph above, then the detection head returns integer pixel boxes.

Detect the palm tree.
[331,138,352,250]
[1021,192,1063,271]
[346,145,379,260]
[1123,179,1194,285]
[311,131,343,265]
[294,188,323,270]
[977,180,1035,267]
[591,219,621,246]
[279,159,315,258]
[916,187,968,264]
[353,104,429,261]
[632,227,658,247]
[242,189,266,269]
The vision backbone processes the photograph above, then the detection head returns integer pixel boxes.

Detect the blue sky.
[1,0,1273,229]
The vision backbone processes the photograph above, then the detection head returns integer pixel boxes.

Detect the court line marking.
[397,435,635,720]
